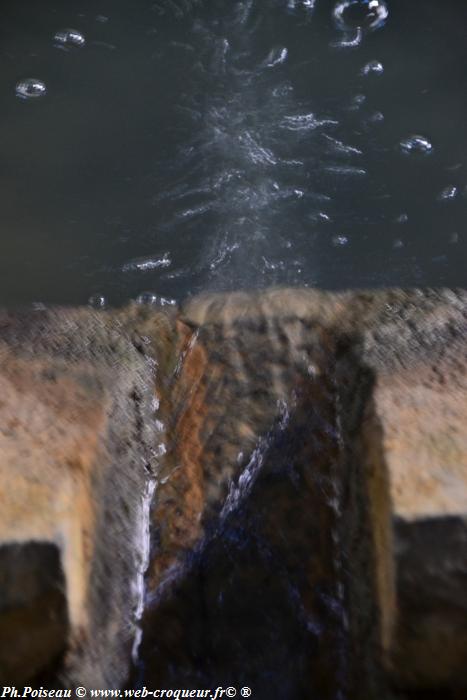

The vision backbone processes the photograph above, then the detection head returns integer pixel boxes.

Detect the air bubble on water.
[395,213,408,224]
[437,185,458,202]
[332,235,349,246]
[54,28,86,49]
[136,292,158,305]
[287,0,316,12]
[16,78,47,99]
[399,135,433,156]
[367,111,384,124]
[333,0,389,32]
[361,59,384,76]
[136,292,176,307]
[88,295,107,309]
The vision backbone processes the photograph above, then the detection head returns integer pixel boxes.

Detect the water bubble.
[437,185,458,201]
[399,135,433,156]
[136,292,176,307]
[88,294,107,309]
[136,292,157,305]
[333,0,388,32]
[287,0,316,11]
[395,213,408,224]
[367,111,384,124]
[54,28,86,49]
[332,234,349,246]
[15,78,47,99]
[361,59,384,76]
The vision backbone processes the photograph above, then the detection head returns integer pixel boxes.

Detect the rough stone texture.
[140,287,467,698]
[342,289,467,693]
[1,288,467,696]
[0,306,167,687]
[140,292,350,699]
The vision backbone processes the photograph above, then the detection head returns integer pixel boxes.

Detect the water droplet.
[88,294,107,309]
[399,134,433,156]
[361,59,384,76]
[333,0,388,32]
[437,185,458,201]
[332,234,349,246]
[15,78,47,99]
[54,28,86,49]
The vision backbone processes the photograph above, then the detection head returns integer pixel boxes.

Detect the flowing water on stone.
[1,1,467,695]
[1,0,467,306]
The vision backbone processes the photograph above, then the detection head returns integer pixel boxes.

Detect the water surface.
[1,0,467,306]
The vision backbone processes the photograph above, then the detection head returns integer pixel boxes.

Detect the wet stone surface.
[139,311,348,699]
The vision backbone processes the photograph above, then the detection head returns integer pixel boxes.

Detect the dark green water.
[1,0,466,307]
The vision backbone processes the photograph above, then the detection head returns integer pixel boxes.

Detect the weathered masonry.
[0,288,466,698]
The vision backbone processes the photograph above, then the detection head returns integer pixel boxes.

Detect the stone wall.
[0,289,465,697]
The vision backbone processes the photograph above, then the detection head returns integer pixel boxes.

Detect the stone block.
[140,291,352,698]
[0,306,164,687]
[339,289,467,694]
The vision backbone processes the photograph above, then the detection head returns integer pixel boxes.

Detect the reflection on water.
[0,0,467,307]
